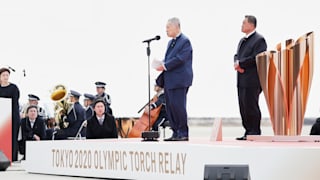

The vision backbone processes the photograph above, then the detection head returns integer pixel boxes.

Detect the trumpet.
[51,84,72,129]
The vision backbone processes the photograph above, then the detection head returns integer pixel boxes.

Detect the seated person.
[144,84,168,131]
[18,105,46,160]
[83,93,95,120]
[310,117,320,135]
[45,117,56,140]
[95,81,113,115]
[20,94,48,119]
[54,90,85,139]
[86,99,118,139]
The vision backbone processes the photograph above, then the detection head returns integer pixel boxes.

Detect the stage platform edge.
[23,137,320,180]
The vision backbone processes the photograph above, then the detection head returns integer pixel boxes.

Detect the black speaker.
[204,164,251,180]
[0,150,10,171]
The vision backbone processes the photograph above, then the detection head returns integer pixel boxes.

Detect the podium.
[0,98,12,162]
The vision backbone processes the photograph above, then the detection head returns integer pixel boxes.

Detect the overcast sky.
[0,0,319,118]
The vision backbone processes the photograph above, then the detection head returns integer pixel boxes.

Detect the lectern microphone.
[142,35,160,43]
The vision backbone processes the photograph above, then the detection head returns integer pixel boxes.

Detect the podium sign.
[256,32,314,135]
[0,98,12,162]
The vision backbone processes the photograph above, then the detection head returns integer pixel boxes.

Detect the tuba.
[51,84,71,129]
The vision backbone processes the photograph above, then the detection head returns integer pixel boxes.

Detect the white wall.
[0,0,319,118]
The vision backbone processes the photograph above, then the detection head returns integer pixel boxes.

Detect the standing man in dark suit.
[234,15,267,140]
[154,17,193,141]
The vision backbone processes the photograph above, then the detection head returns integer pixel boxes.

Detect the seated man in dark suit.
[18,105,46,160]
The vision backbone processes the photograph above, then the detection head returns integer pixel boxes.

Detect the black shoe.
[164,136,176,141]
[236,136,247,140]
[164,136,189,141]
[174,136,189,141]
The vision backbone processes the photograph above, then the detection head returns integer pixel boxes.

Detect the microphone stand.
[74,120,87,140]
[141,41,159,141]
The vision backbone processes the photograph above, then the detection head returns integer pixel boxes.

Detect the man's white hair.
[168,17,180,28]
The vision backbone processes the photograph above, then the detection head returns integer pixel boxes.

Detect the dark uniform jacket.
[86,112,118,139]
[64,102,85,137]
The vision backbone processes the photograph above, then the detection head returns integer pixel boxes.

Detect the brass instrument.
[51,84,72,129]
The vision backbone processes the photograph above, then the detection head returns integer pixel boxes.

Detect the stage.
[23,136,320,180]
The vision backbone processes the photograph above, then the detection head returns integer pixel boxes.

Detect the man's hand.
[234,60,245,73]
[156,65,164,71]
[33,134,40,141]
[144,106,150,114]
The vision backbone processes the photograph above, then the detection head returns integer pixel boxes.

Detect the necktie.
[170,39,176,48]
[99,119,103,125]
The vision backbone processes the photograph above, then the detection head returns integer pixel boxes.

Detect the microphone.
[8,66,15,72]
[142,35,160,43]
[23,69,26,77]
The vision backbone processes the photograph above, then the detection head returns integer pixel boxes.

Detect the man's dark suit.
[234,31,267,136]
[19,117,46,156]
[160,33,193,139]
[86,113,118,139]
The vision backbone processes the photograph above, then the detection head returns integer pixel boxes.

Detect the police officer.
[95,81,113,115]
[83,93,95,120]
[20,94,48,120]
[55,90,85,139]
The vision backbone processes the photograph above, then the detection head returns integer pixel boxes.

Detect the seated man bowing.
[18,105,46,160]
[86,99,118,139]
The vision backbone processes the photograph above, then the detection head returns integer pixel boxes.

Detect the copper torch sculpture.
[256,32,314,135]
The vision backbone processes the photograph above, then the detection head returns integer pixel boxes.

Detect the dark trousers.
[152,109,167,131]
[165,87,189,138]
[238,86,262,136]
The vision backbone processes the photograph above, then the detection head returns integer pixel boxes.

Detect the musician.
[144,84,168,131]
[20,94,48,120]
[55,90,85,139]
[95,81,113,115]
[83,93,95,120]
[86,99,118,139]
[44,117,56,140]
[18,105,46,160]
[154,17,193,141]
[0,67,20,161]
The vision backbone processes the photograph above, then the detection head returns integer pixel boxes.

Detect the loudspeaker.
[204,164,251,180]
[0,150,10,171]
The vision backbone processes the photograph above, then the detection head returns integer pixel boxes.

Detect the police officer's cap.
[95,81,106,88]
[84,93,95,101]
[28,94,40,101]
[69,90,81,98]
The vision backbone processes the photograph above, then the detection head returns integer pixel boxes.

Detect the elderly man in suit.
[234,15,267,140]
[155,17,193,141]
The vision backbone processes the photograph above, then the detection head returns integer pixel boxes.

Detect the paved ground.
[1,123,313,179]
